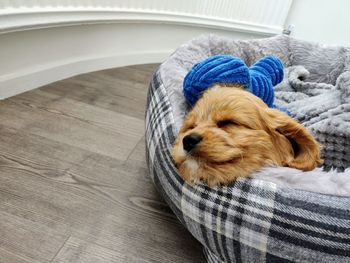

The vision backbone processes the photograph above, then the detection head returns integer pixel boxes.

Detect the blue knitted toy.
[183,55,284,108]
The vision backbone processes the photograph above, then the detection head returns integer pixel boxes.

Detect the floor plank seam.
[50,234,71,263]
[124,136,145,164]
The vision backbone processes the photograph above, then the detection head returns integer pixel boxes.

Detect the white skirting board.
[0,23,269,99]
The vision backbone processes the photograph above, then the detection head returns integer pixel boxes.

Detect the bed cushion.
[145,35,350,262]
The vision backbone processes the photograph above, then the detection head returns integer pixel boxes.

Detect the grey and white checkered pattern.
[146,71,350,262]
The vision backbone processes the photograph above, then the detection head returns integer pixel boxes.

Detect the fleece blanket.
[275,66,350,171]
[160,34,350,196]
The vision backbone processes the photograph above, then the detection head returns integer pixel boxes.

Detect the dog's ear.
[262,108,323,171]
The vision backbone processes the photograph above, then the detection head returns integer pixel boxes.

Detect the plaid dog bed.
[145,37,350,262]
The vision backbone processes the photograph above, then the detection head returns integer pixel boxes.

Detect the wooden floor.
[0,64,205,263]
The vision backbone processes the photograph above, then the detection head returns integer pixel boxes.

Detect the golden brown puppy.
[172,85,322,186]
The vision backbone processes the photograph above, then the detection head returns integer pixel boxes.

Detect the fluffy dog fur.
[172,85,322,186]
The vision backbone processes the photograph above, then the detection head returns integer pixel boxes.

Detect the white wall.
[0,24,266,99]
[0,0,293,98]
[286,0,350,46]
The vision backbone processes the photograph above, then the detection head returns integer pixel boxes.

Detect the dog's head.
[172,85,322,186]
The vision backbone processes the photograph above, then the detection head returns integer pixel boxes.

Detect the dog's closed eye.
[187,124,196,130]
[217,119,237,128]
[181,121,196,132]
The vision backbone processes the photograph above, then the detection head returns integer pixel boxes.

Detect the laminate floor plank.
[0,210,69,262]
[0,64,205,263]
[0,247,43,263]
[40,72,150,119]
[0,93,143,161]
[52,236,151,263]
[0,147,202,262]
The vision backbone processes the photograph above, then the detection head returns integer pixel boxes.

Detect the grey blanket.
[275,66,350,170]
[275,66,350,171]
[162,34,350,171]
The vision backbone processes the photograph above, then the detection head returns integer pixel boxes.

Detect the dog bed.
[145,35,350,262]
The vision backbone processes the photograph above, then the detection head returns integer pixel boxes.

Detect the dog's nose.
[183,133,202,152]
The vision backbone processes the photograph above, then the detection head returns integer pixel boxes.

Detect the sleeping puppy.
[172,85,322,186]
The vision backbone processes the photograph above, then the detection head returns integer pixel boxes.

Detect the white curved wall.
[0,23,270,99]
[0,0,293,98]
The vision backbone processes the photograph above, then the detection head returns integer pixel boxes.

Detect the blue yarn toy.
[183,55,284,108]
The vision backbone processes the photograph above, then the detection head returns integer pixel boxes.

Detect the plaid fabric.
[145,70,350,262]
